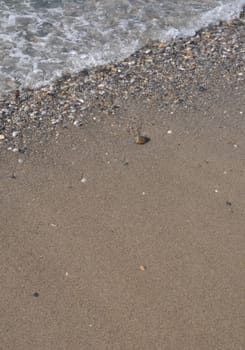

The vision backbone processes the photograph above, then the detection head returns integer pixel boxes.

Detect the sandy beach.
[0,12,245,350]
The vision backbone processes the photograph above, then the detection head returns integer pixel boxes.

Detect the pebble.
[51,118,60,125]
[81,176,87,183]
[73,120,82,127]
[158,42,167,49]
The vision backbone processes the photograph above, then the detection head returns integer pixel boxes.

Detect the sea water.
[0,0,244,95]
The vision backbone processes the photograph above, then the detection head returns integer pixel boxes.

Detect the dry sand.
[0,84,245,349]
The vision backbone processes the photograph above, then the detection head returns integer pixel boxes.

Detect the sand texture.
[0,11,245,350]
[0,82,245,349]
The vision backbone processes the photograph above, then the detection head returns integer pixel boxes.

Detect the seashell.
[135,135,150,145]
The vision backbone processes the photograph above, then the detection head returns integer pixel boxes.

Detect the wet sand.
[0,80,245,349]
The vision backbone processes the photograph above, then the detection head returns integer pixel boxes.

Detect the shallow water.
[0,0,244,94]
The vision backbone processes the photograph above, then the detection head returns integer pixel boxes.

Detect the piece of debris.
[226,201,233,213]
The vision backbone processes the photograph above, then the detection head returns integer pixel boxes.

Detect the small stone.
[81,176,87,184]
[12,131,19,137]
[199,86,207,92]
[73,120,82,127]
[19,147,27,154]
[139,265,146,271]
[183,49,193,56]
[33,292,39,298]
[167,130,172,134]
[15,90,20,99]
[0,134,5,140]
[158,42,167,49]
[51,118,60,125]
[97,84,105,89]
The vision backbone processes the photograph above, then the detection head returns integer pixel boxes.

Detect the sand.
[0,79,244,349]
[0,10,245,349]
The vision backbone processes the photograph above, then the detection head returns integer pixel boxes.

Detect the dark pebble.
[199,86,207,92]
[18,147,27,153]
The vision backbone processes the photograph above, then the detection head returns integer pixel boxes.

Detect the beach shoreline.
[0,10,244,153]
